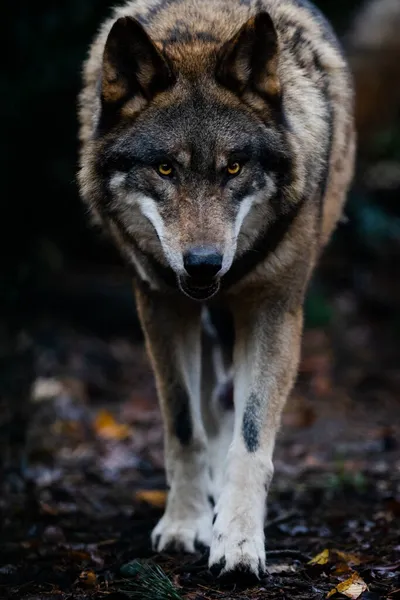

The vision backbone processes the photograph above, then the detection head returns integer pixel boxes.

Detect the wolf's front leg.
[135,285,212,553]
[209,294,303,577]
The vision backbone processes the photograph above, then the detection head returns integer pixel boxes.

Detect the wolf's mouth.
[178,277,220,301]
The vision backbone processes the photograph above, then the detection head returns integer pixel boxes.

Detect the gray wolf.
[78,0,355,578]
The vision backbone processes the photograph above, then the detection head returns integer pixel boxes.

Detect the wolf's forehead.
[178,101,256,143]
[142,92,260,144]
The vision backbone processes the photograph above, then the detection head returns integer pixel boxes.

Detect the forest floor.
[0,283,399,600]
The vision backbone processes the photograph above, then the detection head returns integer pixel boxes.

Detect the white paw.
[152,494,213,553]
[208,490,266,577]
[209,523,265,577]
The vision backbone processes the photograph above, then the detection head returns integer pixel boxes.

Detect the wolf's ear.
[216,12,280,101]
[101,16,175,109]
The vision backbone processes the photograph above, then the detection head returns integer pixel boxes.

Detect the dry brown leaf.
[333,550,362,567]
[94,410,130,440]
[333,562,353,576]
[78,570,97,587]
[327,573,368,599]
[51,420,82,437]
[69,550,92,562]
[135,489,167,508]
[309,548,330,565]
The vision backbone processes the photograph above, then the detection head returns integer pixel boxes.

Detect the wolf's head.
[79,13,300,300]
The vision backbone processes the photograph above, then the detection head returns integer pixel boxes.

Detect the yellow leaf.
[309,549,362,569]
[94,410,130,440]
[78,570,97,587]
[135,490,167,508]
[309,548,330,565]
[327,573,368,599]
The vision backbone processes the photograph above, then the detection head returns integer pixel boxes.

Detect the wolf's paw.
[208,498,265,578]
[209,529,265,578]
[152,507,213,554]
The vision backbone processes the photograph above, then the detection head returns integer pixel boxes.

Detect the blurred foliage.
[1,0,399,329]
[304,285,333,329]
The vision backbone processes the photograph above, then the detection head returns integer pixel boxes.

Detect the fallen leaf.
[78,570,97,587]
[309,549,362,569]
[334,550,362,567]
[135,489,167,508]
[309,548,330,565]
[334,562,353,576]
[94,409,130,440]
[266,563,297,574]
[327,573,368,599]
[31,377,64,402]
[51,419,83,437]
[68,550,92,562]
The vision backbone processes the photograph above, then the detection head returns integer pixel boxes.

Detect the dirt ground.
[0,284,399,600]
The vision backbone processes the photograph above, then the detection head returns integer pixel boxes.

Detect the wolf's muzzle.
[183,247,223,279]
[180,246,223,301]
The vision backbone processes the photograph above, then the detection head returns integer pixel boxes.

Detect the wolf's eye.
[157,163,174,177]
[227,162,241,176]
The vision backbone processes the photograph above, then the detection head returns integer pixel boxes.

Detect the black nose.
[183,247,223,280]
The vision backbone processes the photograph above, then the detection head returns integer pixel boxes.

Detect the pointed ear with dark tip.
[101,16,175,110]
[216,12,280,102]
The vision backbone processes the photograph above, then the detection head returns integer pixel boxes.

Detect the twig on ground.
[265,510,299,530]
[266,549,312,562]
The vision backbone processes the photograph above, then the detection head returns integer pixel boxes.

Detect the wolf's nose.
[183,247,223,280]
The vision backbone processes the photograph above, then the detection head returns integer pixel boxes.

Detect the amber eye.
[158,163,173,177]
[227,162,241,176]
